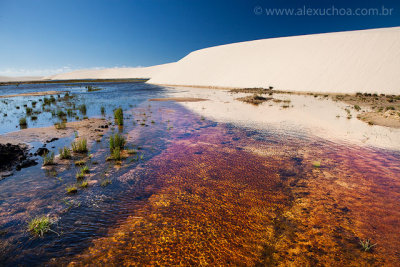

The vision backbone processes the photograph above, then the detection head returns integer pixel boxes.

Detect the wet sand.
[0,90,68,98]
[0,118,109,146]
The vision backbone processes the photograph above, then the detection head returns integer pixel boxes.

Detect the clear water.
[0,83,399,266]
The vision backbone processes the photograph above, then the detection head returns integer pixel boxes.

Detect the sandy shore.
[149,97,207,102]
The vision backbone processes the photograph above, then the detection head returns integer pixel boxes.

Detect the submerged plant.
[114,107,124,126]
[28,216,52,237]
[101,106,105,115]
[101,179,111,187]
[72,138,88,153]
[360,239,377,252]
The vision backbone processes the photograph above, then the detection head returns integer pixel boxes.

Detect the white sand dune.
[149,27,400,94]
[15,27,400,94]
[44,63,174,80]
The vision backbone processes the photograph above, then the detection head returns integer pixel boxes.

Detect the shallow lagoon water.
[0,83,399,265]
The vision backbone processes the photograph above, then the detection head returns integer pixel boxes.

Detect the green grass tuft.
[72,138,88,153]
[28,216,52,237]
[114,107,124,126]
[59,146,71,159]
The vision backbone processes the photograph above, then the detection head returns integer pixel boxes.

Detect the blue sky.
[0,0,399,76]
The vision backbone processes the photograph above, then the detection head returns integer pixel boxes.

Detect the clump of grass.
[101,179,111,187]
[72,138,88,153]
[78,104,87,115]
[114,107,124,126]
[126,149,137,155]
[28,216,52,237]
[386,106,395,111]
[109,133,126,152]
[43,152,55,166]
[56,110,66,117]
[76,171,84,180]
[66,186,78,194]
[360,239,376,252]
[100,106,105,115]
[312,161,321,168]
[31,116,38,121]
[354,105,361,111]
[59,146,71,159]
[80,181,88,188]
[54,121,66,129]
[19,117,27,126]
[81,165,89,174]
[26,107,33,115]
[74,159,86,166]
[112,147,121,160]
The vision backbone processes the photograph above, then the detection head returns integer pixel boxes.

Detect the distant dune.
[45,63,174,80]
[0,76,43,82]
[7,27,400,94]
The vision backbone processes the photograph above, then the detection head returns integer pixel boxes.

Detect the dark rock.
[46,137,59,143]
[36,147,49,156]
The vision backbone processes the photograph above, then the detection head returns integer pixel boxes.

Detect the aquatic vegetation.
[43,152,55,166]
[59,146,72,159]
[360,239,377,252]
[54,121,66,129]
[56,110,66,117]
[81,165,90,174]
[27,216,52,237]
[76,171,85,180]
[114,147,124,161]
[114,107,124,126]
[100,179,111,187]
[109,133,126,152]
[19,117,27,126]
[312,161,321,168]
[101,106,105,115]
[80,181,88,188]
[78,104,87,115]
[25,107,33,115]
[72,138,88,153]
[66,186,78,194]
[87,85,101,92]
[31,115,38,121]
[126,149,137,155]
[74,159,86,166]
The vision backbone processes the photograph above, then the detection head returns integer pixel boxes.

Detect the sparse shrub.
[114,107,124,126]
[72,138,88,153]
[59,146,71,159]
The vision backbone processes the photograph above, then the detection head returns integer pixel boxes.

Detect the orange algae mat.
[68,104,400,266]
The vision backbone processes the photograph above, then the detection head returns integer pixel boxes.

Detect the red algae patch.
[65,102,400,266]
